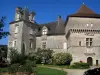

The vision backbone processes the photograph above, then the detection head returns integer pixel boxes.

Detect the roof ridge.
[40,21,57,25]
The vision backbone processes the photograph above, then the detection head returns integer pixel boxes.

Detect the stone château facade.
[8,4,100,66]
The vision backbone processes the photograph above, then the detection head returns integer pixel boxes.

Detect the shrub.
[53,52,72,65]
[69,62,90,69]
[8,48,26,65]
[35,48,53,64]
[84,68,100,75]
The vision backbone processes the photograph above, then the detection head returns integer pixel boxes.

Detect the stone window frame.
[29,39,33,49]
[86,38,93,47]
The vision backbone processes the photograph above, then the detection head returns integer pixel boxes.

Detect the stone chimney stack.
[58,15,62,25]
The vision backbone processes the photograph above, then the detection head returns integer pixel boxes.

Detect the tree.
[0,16,9,39]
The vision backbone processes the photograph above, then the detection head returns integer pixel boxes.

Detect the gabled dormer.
[42,26,48,35]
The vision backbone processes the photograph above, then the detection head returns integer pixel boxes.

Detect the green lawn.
[37,64,69,69]
[37,67,67,75]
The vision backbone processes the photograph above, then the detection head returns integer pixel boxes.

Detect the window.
[63,42,67,49]
[79,41,81,46]
[87,24,89,27]
[42,42,46,48]
[15,26,19,33]
[42,27,48,35]
[29,41,33,48]
[30,29,33,35]
[9,42,12,46]
[86,38,93,47]
[12,41,16,47]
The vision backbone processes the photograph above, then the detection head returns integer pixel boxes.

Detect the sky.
[0,0,100,45]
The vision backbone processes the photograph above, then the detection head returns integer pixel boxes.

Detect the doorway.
[87,57,93,66]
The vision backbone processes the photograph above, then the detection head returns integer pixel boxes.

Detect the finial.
[83,0,85,4]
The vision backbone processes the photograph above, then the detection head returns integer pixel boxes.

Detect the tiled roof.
[36,19,65,36]
[69,4,100,18]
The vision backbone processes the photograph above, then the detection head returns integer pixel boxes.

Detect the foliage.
[19,60,37,72]
[0,17,9,39]
[0,68,8,72]
[35,48,53,64]
[37,67,67,75]
[84,68,100,75]
[69,62,90,69]
[8,48,26,65]
[8,63,20,73]
[8,48,37,73]
[0,45,7,58]
[53,52,72,65]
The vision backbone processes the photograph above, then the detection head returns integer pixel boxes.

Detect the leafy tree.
[0,16,9,39]
[53,52,72,65]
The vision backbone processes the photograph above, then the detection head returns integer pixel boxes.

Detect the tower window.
[42,42,46,48]
[15,26,19,34]
[63,42,67,49]
[29,40,33,48]
[79,41,81,46]
[13,41,16,47]
[86,38,93,47]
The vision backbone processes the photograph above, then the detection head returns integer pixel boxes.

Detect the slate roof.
[36,19,65,36]
[69,4,100,18]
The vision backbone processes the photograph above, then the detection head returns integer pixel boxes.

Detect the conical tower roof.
[69,4,100,18]
[76,4,96,14]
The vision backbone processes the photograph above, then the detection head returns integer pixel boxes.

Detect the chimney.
[58,15,62,25]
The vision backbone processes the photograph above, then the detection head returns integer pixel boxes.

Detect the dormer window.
[42,26,48,35]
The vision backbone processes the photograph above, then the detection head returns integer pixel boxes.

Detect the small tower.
[8,7,38,62]
[29,11,36,23]
[15,7,23,21]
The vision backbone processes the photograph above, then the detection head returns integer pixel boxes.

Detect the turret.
[15,7,23,21]
[29,11,36,23]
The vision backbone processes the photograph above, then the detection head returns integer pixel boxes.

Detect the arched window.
[42,26,48,35]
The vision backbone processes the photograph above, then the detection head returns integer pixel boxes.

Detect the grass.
[37,67,67,75]
[37,64,69,69]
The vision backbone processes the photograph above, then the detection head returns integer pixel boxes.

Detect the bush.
[8,48,27,65]
[53,52,72,65]
[69,62,90,69]
[84,68,100,75]
[35,48,53,64]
